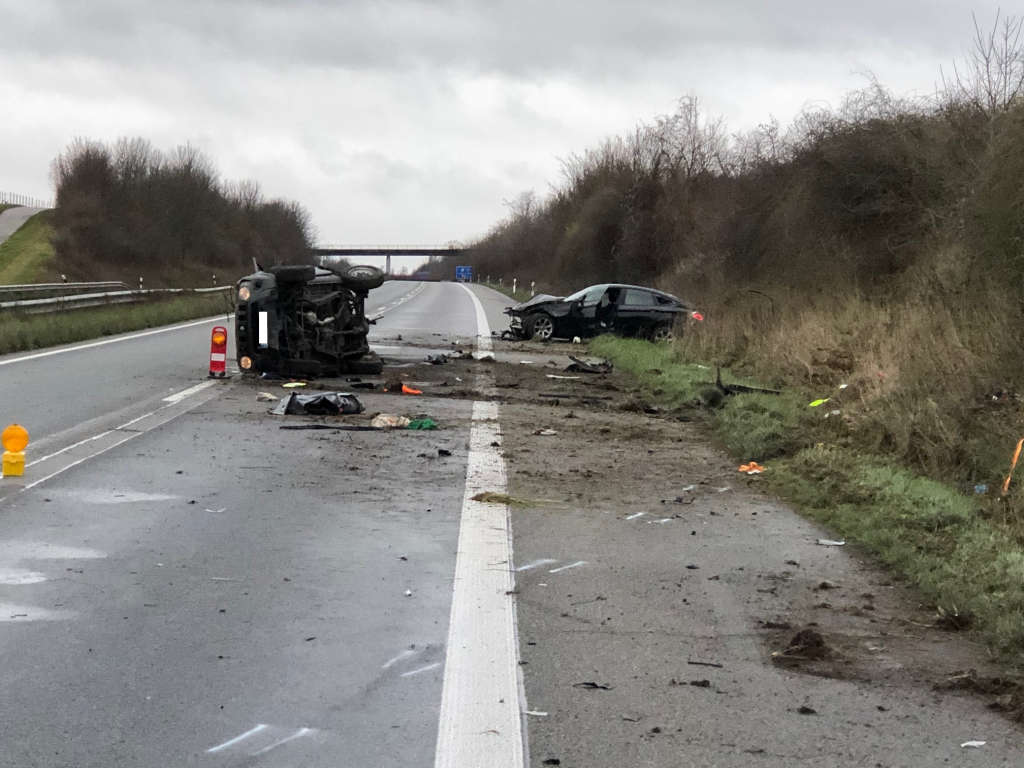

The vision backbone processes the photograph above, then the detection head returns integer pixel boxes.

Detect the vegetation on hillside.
[0,209,56,284]
[467,13,1024,653]
[50,137,314,285]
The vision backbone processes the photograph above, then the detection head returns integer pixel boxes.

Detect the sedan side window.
[580,286,606,306]
[622,289,657,306]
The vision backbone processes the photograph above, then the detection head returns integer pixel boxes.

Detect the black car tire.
[343,352,384,375]
[650,323,675,343]
[268,264,316,283]
[331,264,385,291]
[524,313,555,341]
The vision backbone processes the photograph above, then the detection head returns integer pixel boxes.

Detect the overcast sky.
[0,1,1006,248]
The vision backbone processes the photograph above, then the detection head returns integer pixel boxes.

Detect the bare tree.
[942,10,1024,118]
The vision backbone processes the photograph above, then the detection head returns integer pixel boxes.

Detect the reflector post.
[209,325,228,378]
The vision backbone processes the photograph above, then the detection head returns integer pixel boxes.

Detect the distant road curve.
[0,206,46,246]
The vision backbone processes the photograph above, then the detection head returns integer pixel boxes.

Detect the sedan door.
[615,288,663,336]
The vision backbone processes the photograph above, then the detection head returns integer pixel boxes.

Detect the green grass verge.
[0,209,56,284]
[481,281,535,304]
[0,293,232,355]
[590,336,1024,656]
[0,204,19,215]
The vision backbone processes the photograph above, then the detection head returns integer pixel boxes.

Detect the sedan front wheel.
[525,313,555,341]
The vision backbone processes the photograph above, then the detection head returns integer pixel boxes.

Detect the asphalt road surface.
[0,206,45,245]
[0,281,515,767]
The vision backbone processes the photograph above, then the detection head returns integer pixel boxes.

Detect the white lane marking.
[368,283,426,321]
[22,433,140,492]
[401,662,442,678]
[204,507,227,514]
[0,602,75,621]
[382,648,419,669]
[0,569,47,585]
[0,542,105,560]
[624,512,646,520]
[514,558,557,572]
[162,380,217,404]
[206,724,268,753]
[434,400,525,768]
[457,283,492,353]
[50,489,178,504]
[548,561,587,574]
[252,727,312,756]
[0,315,228,368]
[26,430,115,467]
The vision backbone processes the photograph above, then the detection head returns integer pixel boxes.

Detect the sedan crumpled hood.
[509,293,563,312]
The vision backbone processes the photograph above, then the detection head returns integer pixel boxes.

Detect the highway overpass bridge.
[312,245,466,275]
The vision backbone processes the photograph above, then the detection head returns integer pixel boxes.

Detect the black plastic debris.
[572,681,613,690]
[270,392,364,416]
[565,355,613,374]
[426,354,450,365]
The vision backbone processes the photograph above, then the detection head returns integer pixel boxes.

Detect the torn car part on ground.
[235,263,385,378]
[270,392,364,416]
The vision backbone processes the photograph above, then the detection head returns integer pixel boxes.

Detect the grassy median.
[0,293,233,355]
[590,335,1024,656]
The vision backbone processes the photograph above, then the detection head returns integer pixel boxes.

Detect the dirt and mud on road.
[239,341,1024,766]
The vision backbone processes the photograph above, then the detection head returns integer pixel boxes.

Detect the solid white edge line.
[456,283,492,352]
[0,315,229,368]
[433,401,525,768]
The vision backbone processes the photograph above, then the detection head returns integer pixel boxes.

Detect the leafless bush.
[942,11,1024,119]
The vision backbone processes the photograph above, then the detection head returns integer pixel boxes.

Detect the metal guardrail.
[0,281,129,296]
[0,286,232,315]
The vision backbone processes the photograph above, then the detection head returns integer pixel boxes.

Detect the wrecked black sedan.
[504,283,703,341]
[235,263,385,377]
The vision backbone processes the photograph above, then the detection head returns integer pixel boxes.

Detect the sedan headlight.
[238,285,251,301]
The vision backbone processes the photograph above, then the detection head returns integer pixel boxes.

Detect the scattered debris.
[546,374,581,380]
[687,660,724,669]
[425,354,450,365]
[808,398,829,407]
[961,741,986,749]
[348,381,376,390]
[542,759,561,766]
[282,381,308,389]
[796,705,817,715]
[773,628,830,662]
[525,710,549,717]
[279,424,380,431]
[533,428,558,436]
[573,681,613,690]
[407,417,438,430]
[815,580,840,590]
[438,448,452,457]
[566,356,613,374]
[401,384,423,395]
[689,679,711,688]
[738,461,765,474]
[816,538,846,546]
[270,392,363,416]
[256,391,278,401]
[758,620,793,630]
[714,367,781,396]
[370,413,411,429]
[936,605,974,631]
[472,491,528,506]
[403,589,413,597]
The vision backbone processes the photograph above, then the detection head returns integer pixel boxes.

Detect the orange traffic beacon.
[1,423,29,477]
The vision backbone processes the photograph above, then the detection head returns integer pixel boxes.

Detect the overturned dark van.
[235,263,385,377]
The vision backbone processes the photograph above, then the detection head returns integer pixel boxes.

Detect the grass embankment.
[481,281,535,304]
[591,335,1024,656]
[0,209,56,284]
[0,293,232,355]
[0,204,18,215]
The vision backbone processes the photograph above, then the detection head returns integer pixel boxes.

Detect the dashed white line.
[401,662,442,678]
[624,512,646,520]
[206,723,268,753]
[548,561,587,574]
[252,727,312,756]
[162,380,217,404]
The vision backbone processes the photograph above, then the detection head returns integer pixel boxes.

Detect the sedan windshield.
[565,285,608,305]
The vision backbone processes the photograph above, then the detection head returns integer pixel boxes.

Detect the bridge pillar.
[385,254,391,276]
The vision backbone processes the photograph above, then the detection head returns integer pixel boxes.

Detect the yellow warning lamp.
[2,423,29,477]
